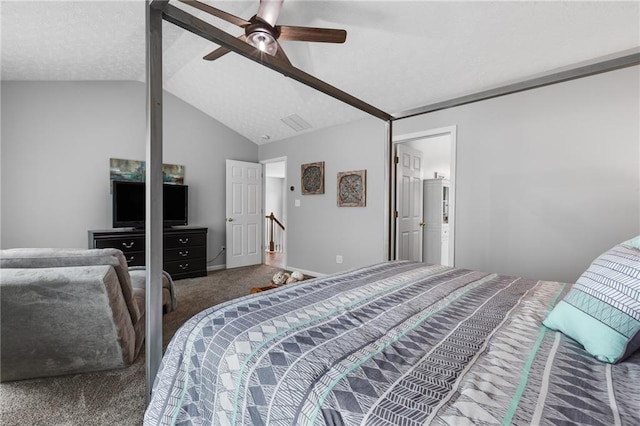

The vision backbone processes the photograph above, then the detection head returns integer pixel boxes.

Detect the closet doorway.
[394,126,456,266]
[262,158,287,269]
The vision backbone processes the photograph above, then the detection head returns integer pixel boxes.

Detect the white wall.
[265,176,284,251]
[407,135,451,180]
[265,177,284,220]
[259,117,388,275]
[395,66,640,282]
[1,81,258,269]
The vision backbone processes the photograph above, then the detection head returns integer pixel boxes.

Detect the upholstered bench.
[0,248,175,382]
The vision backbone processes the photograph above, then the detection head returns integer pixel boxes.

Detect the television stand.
[88,226,208,280]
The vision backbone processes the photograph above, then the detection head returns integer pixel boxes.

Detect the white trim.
[261,156,288,267]
[392,125,457,143]
[393,125,457,267]
[207,264,226,272]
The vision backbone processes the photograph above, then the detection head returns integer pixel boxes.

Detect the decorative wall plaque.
[301,161,325,195]
[337,170,366,207]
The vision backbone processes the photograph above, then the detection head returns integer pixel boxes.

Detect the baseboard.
[207,264,226,272]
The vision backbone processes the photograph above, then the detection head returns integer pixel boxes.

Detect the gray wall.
[1,81,258,269]
[3,66,638,282]
[395,66,640,282]
[260,117,388,276]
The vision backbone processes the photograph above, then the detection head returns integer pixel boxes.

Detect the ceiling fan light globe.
[247,30,278,55]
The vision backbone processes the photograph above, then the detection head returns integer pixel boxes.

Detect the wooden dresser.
[88,226,208,280]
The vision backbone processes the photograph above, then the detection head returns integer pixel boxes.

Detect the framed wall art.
[301,161,325,195]
[110,158,145,182]
[337,169,366,207]
[110,158,185,184]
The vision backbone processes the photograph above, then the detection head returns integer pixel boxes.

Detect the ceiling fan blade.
[273,42,292,66]
[256,0,284,27]
[203,35,248,61]
[277,25,347,43]
[203,47,230,61]
[179,0,250,28]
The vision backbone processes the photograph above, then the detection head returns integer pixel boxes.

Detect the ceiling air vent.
[281,114,312,132]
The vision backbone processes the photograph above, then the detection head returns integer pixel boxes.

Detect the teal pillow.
[625,235,640,249]
[543,239,640,363]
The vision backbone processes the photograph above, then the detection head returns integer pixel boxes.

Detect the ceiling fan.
[179,0,347,65]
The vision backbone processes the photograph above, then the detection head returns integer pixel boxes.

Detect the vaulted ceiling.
[2,1,639,144]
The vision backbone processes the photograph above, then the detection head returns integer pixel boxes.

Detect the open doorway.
[393,126,456,266]
[262,158,287,268]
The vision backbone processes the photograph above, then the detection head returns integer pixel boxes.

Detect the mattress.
[144,261,640,425]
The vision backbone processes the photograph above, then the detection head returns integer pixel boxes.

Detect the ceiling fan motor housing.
[245,20,280,55]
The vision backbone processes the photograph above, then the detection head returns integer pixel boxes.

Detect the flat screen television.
[112,180,188,228]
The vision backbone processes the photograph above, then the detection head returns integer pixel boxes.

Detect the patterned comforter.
[145,261,640,425]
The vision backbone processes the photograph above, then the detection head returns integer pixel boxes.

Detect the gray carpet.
[0,264,284,426]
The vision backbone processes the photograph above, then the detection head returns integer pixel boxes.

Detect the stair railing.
[265,212,285,252]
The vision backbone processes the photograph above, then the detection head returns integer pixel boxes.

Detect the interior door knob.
[419,222,426,227]
[226,217,234,222]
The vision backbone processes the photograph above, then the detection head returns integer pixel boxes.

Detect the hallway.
[265,251,284,269]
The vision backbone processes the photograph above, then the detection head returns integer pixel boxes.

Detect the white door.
[395,144,423,261]
[226,160,263,268]
[394,126,457,267]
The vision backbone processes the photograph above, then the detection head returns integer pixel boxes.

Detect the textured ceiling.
[2,1,639,144]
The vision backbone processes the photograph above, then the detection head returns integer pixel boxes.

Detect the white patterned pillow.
[543,238,640,363]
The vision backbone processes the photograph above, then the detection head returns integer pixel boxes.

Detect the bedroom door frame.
[261,156,287,268]
[392,125,457,266]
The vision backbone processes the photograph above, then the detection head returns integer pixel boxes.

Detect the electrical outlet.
[336,255,343,264]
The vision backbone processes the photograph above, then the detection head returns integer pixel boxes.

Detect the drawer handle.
[179,250,189,257]
[122,241,135,249]
[178,238,189,244]
[179,263,189,270]
[126,256,134,263]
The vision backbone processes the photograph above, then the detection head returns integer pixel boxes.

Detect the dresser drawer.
[121,251,146,267]
[164,246,206,262]
[164,233,206,249]
[94,236,145,253]
[164,258,207,279]
[89,227,208,281]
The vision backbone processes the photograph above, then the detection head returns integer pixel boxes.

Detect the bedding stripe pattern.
[145,261,640,426]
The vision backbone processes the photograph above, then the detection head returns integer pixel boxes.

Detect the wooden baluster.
[269,212,275,252]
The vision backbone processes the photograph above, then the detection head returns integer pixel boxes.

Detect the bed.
[145,240,640,425]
